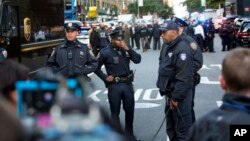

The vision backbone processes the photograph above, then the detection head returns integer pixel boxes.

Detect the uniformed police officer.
[157,21,193,141]
[47,22,98,78]
[173,17,203,124]
[96,23,111,52]
[94,28,141,141]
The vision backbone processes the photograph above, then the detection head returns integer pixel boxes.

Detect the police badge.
[180,53,187,61]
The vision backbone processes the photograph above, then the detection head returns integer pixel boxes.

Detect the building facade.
[225,0,250,16]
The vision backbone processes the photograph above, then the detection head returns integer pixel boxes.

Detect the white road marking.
[216,101,223,107]
[135,103,161,108]
[200,77,220,84]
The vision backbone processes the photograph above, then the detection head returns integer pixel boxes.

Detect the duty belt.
[114,76,131,83]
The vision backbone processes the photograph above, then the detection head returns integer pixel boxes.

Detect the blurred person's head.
[220,48,250,97]
[0,97,25,141]
[0,59,29,107]
[160,21,179,44]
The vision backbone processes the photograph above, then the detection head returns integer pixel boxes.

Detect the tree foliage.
[182,0,225,12]
[128,0,173,18]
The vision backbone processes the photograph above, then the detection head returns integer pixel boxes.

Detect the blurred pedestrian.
[186,48,250,141]
[130,23,136,48]
[206,19,216,52]
[194,21,205,52]
[140,24,150,52]
[47,22,98,78]
[123,23,131,47]
[152,22,161,50]
[134,24,141,50]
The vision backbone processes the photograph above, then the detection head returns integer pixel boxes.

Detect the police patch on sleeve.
[2,50,7,58]
[190,42,197,50]
[180,53,187,61]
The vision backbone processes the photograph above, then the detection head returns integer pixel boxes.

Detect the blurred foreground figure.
[16,69,127,141]
[186,48,250,141]
[0,59,29,108]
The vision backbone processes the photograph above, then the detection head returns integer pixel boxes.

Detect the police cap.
[110,28,124,40]
[159,21,179,32]
[172,17,188,27]
[64,22,81,32]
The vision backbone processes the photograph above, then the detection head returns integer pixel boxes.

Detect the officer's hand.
[170,99,178,110]
[106,75,114,82]
[120,41,129,51]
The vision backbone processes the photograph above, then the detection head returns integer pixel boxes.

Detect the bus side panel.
[17,0,65,72]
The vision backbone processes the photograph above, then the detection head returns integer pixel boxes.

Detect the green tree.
[182,0,225,12]
[128,0,173,17]
[128,2,138,15]
[159,5,174,19]
[206,0,225,9]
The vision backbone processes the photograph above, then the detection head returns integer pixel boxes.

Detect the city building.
[225,0,250,16]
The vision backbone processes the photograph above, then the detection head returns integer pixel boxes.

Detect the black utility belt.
[114,76,130,83]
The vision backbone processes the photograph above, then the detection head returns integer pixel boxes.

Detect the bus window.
[0,5,18,37]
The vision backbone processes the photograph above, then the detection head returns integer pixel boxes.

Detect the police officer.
[96,23,111,51]
[94,28,141,141]
[157,21,193,141]
[173,17,203,124]
[47,22,98,78]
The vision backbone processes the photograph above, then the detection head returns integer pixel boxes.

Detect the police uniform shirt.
[158,36,194,101]
[180,33,203,73]
[95,46,141,82]
[47,40,98,77]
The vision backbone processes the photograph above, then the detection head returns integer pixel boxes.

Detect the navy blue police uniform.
[157,21,194,141]
[95,29,141,141]
[97,26,111,50]
[47,22,98,78]
[173,17,203,123]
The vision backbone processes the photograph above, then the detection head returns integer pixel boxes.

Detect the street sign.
[138,0,143,7]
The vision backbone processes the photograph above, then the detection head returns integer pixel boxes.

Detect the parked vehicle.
[236,20,250,47]
[0,0,65,71]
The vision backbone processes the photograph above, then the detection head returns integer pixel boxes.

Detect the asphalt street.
[87,34,229,141]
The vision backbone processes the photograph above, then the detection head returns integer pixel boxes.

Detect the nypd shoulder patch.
[180,53,187,61]
[190,42,197,50]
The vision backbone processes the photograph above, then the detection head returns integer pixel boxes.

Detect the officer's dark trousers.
[153,37,161,50]
[108,83,135,136]
[207,38,214,52]
[191,86,196,124]
[165,89,192,141]
[131,36,135,48]
[135,37,141,49]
